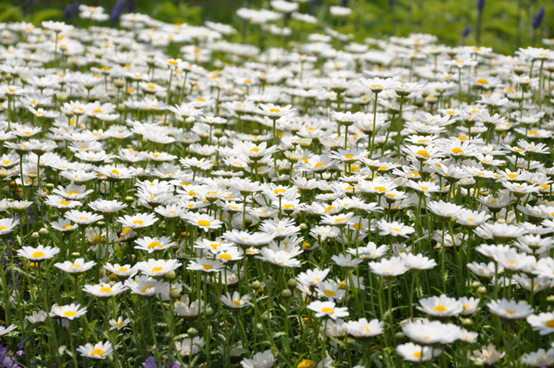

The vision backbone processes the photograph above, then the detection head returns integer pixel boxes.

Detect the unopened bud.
[56,92,68,102]
[169,288,180,299]
[114,79,125,88]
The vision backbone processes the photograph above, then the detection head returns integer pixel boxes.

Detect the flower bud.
[287,279,297,288]
[471,281,482,288]
[281,289,292,298]
[251,280,262,289]
[39,228,49,236]
[187,327,198,336]
[31,232,39,239]
[461,318,473,326]
[114,79,125,88]
[476,286,487,296]
[169,288,181,299]
[165,271,176,280]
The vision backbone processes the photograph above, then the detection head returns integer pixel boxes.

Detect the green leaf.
[0,6,24,23]
[30,9,64,25]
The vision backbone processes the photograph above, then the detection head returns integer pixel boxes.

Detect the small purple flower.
[0,345,14,368]
[463,25,471,38]
[142,357,157,368]
[63,1,79,21]
[111,0,128,27]
[533,6,545,30]
[18,338,30,351]
[477,0,485,12]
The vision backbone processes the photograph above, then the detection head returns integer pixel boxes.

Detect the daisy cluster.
[0,2,554,368]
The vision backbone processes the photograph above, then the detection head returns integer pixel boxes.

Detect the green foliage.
[0,3,23,23]
[0,0,551,53]
[151,2,203,24]
[30,9,64,24]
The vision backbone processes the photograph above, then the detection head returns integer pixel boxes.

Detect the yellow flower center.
[148,241,163,249]
[323,290,336,297]
[451,147,464,154]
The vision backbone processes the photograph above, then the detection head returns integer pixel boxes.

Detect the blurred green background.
[0,0,552,55]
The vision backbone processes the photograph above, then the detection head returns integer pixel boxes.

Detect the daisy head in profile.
[76,341,113,360]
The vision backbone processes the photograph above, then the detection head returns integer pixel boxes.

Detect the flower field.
[1,2,554,367]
